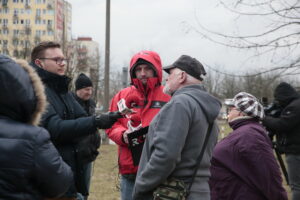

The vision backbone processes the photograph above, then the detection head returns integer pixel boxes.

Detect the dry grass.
[88,122,291,199]
[89,144,120,200]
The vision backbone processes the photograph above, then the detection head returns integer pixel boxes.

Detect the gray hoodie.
[133,84,221,200]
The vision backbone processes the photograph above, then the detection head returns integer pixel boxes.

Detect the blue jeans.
[77,162,92,200]
[121,175,135,200]
[286,154,300,200]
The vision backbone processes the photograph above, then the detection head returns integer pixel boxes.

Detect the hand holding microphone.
[117,94,142,115]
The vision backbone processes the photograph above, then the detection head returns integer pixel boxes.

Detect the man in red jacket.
[106,50,171,200]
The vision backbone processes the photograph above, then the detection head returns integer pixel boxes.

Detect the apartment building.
[0,0,71,60]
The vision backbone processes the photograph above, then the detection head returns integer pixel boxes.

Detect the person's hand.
[95,111,122,129]
[122,129,131,144]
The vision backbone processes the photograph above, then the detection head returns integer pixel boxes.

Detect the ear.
[179,71,187,83]
[34,59,43,68]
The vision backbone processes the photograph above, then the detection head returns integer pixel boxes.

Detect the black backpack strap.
[182,93,214,195]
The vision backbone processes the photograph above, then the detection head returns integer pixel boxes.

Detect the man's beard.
[163,84,172,95]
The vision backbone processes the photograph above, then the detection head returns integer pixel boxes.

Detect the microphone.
[117,95,142,114]
[125,94,142,108]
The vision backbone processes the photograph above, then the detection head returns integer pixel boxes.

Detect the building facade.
[0,0,71,60]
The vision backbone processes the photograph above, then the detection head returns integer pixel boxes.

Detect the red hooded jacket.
[106,51,171,174]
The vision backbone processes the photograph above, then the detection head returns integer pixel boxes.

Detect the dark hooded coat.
[0,55,73,199]
[263,82,300,153]
[31,62,98,197]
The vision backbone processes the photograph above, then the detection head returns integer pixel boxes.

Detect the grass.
[89,144,120,200]
[88,122,291,199]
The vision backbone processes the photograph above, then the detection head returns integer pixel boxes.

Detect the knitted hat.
[232,92,264,120]
[274,82,299,107]
[75,73,93,90]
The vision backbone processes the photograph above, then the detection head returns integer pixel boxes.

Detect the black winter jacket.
[32,63,98,197]
[263,82,300,153]
[73,93,101,164]
[0,55,73,199]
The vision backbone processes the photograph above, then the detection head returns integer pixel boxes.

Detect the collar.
[31,62,71,94]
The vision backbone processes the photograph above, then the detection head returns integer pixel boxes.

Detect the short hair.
[31,41,61,63]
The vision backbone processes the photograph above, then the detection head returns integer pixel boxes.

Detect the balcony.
[12,36,19,42]
[25,3,31,9]
[24,25,31,35]
[13,14,19,20]
[47,3,53,9]
[35,14,41,20]
[34,36,41,44]
[2,24,8,30]
[47,24,53,31]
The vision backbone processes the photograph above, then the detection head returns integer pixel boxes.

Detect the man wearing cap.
[73,73,101,200]
[210,92,287,200]
[132,55,221,200]
[263,82,300,200]
[106,50,171,200]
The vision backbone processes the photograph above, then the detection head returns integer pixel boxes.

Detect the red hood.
[129,51,162,87]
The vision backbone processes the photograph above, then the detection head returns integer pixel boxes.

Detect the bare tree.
[187,0,300,76]
[204,68,224,98]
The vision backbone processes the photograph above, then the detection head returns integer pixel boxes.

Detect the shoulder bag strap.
[183,93,214,195]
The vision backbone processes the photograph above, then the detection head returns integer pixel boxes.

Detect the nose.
[140,68,146,76]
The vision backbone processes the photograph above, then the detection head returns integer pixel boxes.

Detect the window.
[26,9,31,14]
[13,0,19,3]
[36,30,41,36]
[14,8,18,15]
[3,29,9,34]
[36,8,41,16]
[13,29,19,35]
[47,30,53,35]
[25,19,30,24]
[3,8,9,13]
[20,19,24,24]
[13,40,19,46]
[42,9,46,14]
[13,19,19,24]
[3,19,8,25]
[35,19,41,24]
[47,9,54,15]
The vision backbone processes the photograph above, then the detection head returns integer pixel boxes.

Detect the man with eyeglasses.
[30,41,121,200]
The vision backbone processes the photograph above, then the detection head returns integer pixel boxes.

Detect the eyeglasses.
[39,57,68,64]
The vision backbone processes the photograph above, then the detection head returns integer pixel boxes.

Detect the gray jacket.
[133,84,221,200]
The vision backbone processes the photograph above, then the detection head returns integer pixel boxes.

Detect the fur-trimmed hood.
[0,55,47,125]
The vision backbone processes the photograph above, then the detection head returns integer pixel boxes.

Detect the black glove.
[95,111,122,129]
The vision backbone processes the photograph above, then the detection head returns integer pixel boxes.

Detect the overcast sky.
[67,0,271,74]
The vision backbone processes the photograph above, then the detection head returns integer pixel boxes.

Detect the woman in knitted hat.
[209,92,287,200]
